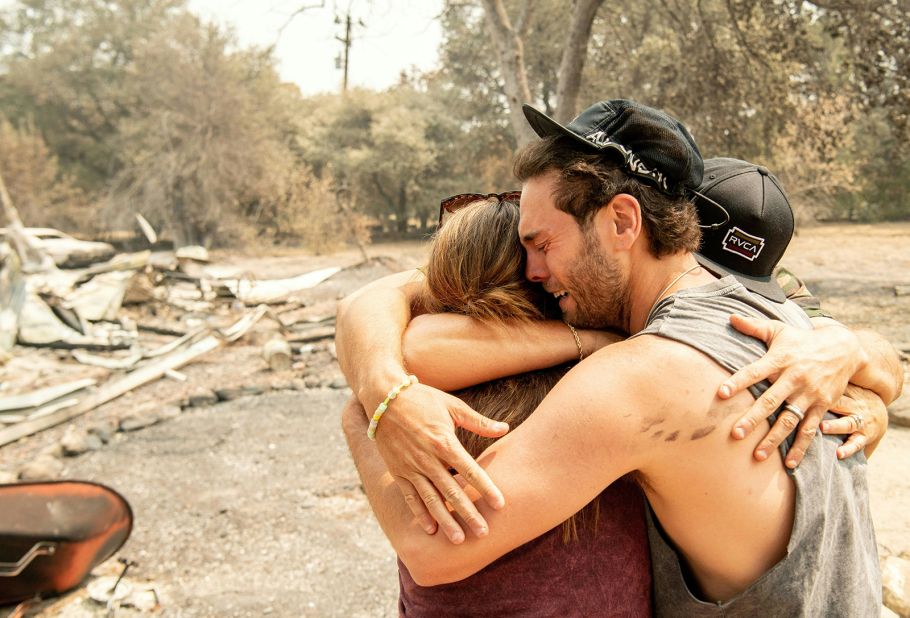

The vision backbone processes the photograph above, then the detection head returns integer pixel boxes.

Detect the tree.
[0,115,88,231]
[0,0,378,247]
[106,12,304,246]
[0,0,185,188]
[298,80,486,235]
[439,0,910,220]
[477,0,605,145]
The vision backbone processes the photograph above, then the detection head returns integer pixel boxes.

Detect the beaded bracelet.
[367,374,419,440]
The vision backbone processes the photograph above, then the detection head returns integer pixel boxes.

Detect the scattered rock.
[159,405,182,421]
[40,443,64,459]
[18,455,64,481]
[895,285,910,297]
[215,386,264,402]
[271,379,306,391]
[263,338,293,371]
[185,389,219,409]
[888,395,910,429]
[308,353,333,370]
[329,377,349,390]
[88,419,119,444]
[86,433,105,452]
[303,375,321,389]
[119,413,161,432]
[61,427,104,457]
[0,469,18,483]
[883,556,910,617]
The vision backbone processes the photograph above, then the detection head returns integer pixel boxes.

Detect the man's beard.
[564,226,629,331]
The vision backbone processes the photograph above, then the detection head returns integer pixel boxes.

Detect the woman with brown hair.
[396,194,651,617]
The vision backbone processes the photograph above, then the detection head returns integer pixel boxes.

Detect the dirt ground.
[1,223,908,617]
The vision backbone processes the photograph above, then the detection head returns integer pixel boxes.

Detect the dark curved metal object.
[0,481,133,605]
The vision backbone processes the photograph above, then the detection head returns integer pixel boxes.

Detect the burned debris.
[0,174,355,468]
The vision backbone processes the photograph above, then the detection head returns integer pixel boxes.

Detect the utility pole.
[335,9,364,93]
[336,13,352,92]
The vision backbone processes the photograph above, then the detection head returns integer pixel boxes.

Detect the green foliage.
[105,11,303,246]
[1,0,906,246]
[438,0,909,221]
[0,0,360,249]
[828,109,910,222]
[297,79,506,234]
[0,0,185,187]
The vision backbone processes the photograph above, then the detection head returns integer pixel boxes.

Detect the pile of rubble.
[0,209,371,478]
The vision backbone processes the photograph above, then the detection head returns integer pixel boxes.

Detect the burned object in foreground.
[0,481,133,605]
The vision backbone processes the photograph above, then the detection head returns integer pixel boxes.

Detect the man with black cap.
[689,157,900,466]
[337,100,902,613]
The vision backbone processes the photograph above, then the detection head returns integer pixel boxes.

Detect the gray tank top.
[634,276,881,617]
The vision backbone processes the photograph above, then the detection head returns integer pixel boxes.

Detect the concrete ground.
[7,388,399,617]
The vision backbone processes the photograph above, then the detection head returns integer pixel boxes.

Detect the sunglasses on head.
[437,191,522,229]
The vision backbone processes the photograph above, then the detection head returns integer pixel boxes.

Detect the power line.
[274,1,326,43]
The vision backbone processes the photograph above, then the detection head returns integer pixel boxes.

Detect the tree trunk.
[171,179,197,247]
[554,0,606,123]
[335,187,369,262]
[480,0,536,147]
[396,183,408,233]
[480,0,606,145]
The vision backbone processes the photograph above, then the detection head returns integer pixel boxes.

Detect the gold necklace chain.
[648,264,702,319]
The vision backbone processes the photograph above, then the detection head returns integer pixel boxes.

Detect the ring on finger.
[783,402,805,422]
[853,414,865,430]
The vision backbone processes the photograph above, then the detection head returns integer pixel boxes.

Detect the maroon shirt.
[398,477,651,617]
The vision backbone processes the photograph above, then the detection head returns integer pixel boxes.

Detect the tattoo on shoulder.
[690,425,716,441]
[640,415,665,433]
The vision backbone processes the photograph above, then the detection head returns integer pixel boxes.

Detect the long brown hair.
[422,197,552,324]
[422,196,599,542]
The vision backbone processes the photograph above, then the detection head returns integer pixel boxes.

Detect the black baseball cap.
[693,158,794,303]
[522,99,704,195]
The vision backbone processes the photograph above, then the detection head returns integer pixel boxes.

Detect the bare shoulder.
[532,336,714,451]
[513,334,731,445]
[570,335,734,446]
[479,332,739,507]
[580,334,717,397]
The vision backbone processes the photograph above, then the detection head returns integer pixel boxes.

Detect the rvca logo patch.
[722,227,765,261]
